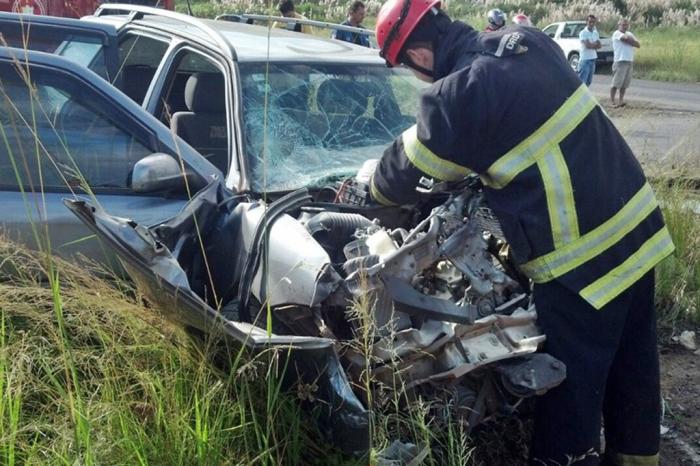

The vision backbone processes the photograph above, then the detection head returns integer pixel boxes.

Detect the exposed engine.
[66,172,567,452]
[291,178,566,430]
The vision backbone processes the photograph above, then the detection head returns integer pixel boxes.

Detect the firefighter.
[371,0,673,464]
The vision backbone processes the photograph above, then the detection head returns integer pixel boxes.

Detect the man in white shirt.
[577,15,601,86]
[611,18,641,107]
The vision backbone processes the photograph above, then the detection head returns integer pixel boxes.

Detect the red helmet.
[513,13,532,27]
[376,0,441,67]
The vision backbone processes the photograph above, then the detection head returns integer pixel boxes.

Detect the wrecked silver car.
[66,171,565,455]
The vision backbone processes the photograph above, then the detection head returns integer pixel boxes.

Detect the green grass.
[634,27,700,82]
[653,180,700,325]
[0,243,344,465]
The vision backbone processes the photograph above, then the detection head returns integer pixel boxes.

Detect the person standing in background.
[484,8,506,32]
[578,15,601,86]
[273,0,311,34]
[332,1,371,47]
[610,18,641,107]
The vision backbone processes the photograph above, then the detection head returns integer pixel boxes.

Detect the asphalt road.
[591,76,700,112]
[588,76,700,174]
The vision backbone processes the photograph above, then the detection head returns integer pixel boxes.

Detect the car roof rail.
[95,4,235,59]
[216,13,376,38]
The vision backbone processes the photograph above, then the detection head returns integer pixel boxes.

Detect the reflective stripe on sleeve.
[609,452,659,466]
[581,225,674,309]
[538,146,579,248]
[370,175,398,206]
[401,125,472,181]
[482,84,598,189]
[520,183,658,282]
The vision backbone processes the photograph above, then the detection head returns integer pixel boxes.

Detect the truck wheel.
[568,52,580,71]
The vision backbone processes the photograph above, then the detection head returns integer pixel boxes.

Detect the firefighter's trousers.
[530,271,660,466]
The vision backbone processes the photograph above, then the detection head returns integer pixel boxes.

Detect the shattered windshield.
[238,63,427,192]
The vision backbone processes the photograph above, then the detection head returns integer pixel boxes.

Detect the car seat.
[170,73,228,173]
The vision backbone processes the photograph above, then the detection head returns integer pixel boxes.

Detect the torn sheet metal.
[66,175,566,456]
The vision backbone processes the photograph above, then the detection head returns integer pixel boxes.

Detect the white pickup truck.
[542,21,614,69]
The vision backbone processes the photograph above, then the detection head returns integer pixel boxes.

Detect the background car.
[0,46,219,264]
[542,20,614,69]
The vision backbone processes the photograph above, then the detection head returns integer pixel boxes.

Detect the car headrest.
[184,73,226,113]
[316,79,368,117]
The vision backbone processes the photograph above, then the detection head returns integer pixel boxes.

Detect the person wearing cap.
[370,0,673,464]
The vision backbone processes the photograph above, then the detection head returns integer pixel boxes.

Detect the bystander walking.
[611,18,641,107]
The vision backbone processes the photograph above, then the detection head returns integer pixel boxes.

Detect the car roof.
[0,11,116,35]
[86,10,384,64]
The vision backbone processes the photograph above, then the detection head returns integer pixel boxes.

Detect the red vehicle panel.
[0,0,172,18]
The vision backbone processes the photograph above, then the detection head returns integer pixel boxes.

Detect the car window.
[560,24,583,38]
[114,33,169,104]
[1,25,109,79]
[542,24,558,37]
[238,62,426,193]
[0,61,153,192]
[158,49,229,174]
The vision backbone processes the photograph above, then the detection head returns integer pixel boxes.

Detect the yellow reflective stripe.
[401,125,471,181]
[370,175,398,206]
[521,183,658,282]
[581,226,674,309]
[483,84,597,189]
[538,146,579,248]
[610,452,659,466]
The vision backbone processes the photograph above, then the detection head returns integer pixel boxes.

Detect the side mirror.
[548,32,555,38]
[130,153,197,193]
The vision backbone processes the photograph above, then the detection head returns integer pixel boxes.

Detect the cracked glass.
[238,63,426,192]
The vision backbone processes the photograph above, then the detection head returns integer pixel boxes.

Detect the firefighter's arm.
[370,77,479,206]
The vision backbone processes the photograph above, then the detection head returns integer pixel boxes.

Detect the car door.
[0,47,221,265]
[0,12,119,81]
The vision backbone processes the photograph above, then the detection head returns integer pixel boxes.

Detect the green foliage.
[612,0,628,16]
[634,27,700,82]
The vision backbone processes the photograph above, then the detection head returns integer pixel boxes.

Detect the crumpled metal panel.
[63,192,369,455]
[368,307,545,388]
[240,203,337,308]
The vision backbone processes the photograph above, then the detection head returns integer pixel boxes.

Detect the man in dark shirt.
[332,1,371,47]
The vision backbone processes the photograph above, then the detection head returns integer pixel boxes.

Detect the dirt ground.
[659,340,700,465]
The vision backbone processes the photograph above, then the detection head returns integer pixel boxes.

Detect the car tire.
[568,52,580,71]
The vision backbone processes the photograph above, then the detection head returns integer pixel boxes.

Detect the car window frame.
[542,24,559,38]
[0,56,174,196]
[111,27,172,105]
[147,41,238,186]
[0,12,120,81]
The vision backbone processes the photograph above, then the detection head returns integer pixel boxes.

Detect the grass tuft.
[653,180,700,326]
